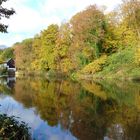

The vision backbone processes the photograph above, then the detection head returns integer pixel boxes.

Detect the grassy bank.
[14,46,140,82]
[75,47,140,81]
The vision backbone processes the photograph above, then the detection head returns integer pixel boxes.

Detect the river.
[0,77,140,140]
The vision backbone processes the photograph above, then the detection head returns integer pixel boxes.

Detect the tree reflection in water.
[0,77,140,140]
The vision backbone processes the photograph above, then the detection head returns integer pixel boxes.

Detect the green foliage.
[135,47,140,65]
[0,67,7,75]
[0,47,14,61]
[97,47,136,78]
[107,48,134,66]
[0,114,30,140]
[78,53,90,67]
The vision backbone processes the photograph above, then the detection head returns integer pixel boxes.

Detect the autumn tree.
[31,35,42,71]
[120,0,140,40]
[39,24,59,71]
[54,23,74,73]
[119,0,140,63]
[12,1,140,76]
[31,25,59,72]
[70,5,107,71]
[0,0,15,32]
[14,39,33,71]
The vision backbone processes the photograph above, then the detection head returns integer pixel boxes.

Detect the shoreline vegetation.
[0,0,140,139]
[0,114,30,140]
[0,0,140,81]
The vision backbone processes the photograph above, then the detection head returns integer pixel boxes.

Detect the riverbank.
[14,46,140,82]
[72,47,140,81]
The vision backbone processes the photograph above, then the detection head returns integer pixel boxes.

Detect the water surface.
[0,77,140,140]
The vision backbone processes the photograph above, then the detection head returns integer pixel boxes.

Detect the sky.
[0,0,122,47]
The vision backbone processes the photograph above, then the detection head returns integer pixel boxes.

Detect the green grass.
[95,47,140,79]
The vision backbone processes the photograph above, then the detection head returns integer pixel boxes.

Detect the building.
[0,58,16,76]
[6,58,16,71]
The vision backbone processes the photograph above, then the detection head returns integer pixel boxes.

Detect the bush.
[0,114,30,140]
[81,55,107,74]
[99,47,135,75]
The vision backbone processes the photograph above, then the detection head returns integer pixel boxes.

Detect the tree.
[120,0,140,63]
[120,0,140,41]
[0,47,14,61]
[40,24,59,71]
[14,39,33,71]
[70,5,107,71]
[54,23,73,73]
[31,35,42,71]
[0,0,15,32]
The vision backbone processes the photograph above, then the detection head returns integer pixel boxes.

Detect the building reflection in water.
[0,77,140,140]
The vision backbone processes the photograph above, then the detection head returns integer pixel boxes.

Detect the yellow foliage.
[81,81,107,100]
[61,58,75,73]
[81,55,107,74]
[135,45,140,65]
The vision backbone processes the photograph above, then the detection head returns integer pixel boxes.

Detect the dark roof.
[7,58,15,68]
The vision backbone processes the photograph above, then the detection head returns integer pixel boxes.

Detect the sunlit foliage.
[5,0,139,78]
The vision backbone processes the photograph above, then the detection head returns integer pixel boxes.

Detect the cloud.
[42,0,122,16]
[0,0,122,46]
[0,33,27,46]
[2,0,49,33]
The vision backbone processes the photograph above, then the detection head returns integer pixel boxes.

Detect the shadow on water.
[0,77,140,140]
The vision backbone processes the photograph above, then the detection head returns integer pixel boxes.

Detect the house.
[0,58,16,76]
[6,58,16,71]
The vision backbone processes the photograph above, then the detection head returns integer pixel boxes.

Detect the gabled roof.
[0,58,15,65]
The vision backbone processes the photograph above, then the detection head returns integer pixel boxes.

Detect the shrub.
[81,55,107,74]
[0,114,30,140]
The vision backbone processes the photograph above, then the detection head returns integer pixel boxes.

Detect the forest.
[0,0,140,80]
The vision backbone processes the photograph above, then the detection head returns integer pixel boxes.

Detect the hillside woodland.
[0,0,140,80]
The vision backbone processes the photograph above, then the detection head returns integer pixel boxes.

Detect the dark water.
[0,77,140,140]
